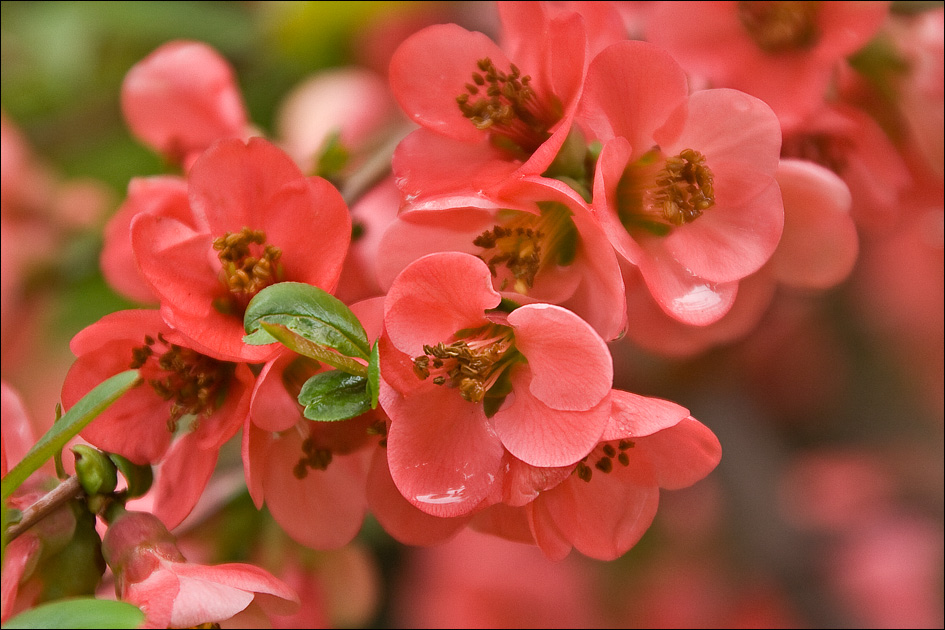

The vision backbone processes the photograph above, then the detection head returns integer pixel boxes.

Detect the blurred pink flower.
[103,510,298,628]
[121,40,250,166]
[646,1,891,127]
[392,528,603,628]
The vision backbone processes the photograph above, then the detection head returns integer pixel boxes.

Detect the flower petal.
[383,380,503,518]
[508,304,612,410]
[494,366,610,467]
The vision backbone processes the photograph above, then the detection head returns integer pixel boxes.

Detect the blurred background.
[2,1,942,627]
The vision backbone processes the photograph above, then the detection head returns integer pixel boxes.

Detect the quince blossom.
[388,2,620,206]
[121,40,250,166]
[379,251,613,517]
[61,309,253,527]
[376,175,627,341]
[583,41,784,325]
[646,1,891,127]
[102,509,298,628]
[130,137,350,363]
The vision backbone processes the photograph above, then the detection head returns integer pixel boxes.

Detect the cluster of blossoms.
[4,1,942,627]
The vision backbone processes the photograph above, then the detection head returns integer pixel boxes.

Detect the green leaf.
[259,323,368,378]
[299,370,371,422]
[366,340,380,410]
[243,282,370,359]
[1,370,140,503]
[2,597,144,629]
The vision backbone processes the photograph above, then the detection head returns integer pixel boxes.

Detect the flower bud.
[71,445,118,496]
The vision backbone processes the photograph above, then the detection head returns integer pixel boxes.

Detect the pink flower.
[646,1,891,127]
[583,41,784,325]
[121,40,250,166]
[388,2,620,203]
[392,528,603,628]
[275,67,400,175]
[130,137,351,362]
[376,175,627,341]
[379,251,613,517]
[526,390,722,560]
[618,158,857,357]
[102,510,298,628]
[242,350,376,550]
[61,309,253,526]
[781,103,910,231]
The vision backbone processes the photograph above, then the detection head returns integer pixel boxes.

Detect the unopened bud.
[72,445,118,496]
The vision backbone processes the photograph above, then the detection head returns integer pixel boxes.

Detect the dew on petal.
[670,283,724,313]
[414,486,468,505]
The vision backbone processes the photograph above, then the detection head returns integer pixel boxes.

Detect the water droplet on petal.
[414,486,467,505]
[671,283,723,313]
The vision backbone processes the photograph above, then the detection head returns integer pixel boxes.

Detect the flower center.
[574,439,635,483]
[473,203,578,294]
[212,227,283,314]
[293,436,333,479]
[781,132,850,173]
[412,324,520,404]
[616,147,716,237]
[129,334,234,433]
[456,57,557,157]
[737,1,821,54]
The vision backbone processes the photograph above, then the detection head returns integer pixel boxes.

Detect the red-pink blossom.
[121,40,250,166]
[526,390,722,560]
[102,510,298,628]
[583,41,784,325]
[646,1,891,127]
[388,2,620,203]
[376,175,627,340]
[379,252,613,517]
[618,159,857,357]
[130,137,351,363]
[61,309,253,526]
[242,350,376,550]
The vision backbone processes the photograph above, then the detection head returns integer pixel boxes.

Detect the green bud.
[108,453,154,499]
[72,445,118,496]
[36,500,106,601]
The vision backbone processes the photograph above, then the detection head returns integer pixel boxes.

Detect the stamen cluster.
[574,439,635,483]
[129,333,232,432]
[653,149,716,226]
[213,227,283,298]
[412,329,517,403]
[474,225,543,292]
[456,57,550,155]
[292,437,333,479]
[737,0,821,54]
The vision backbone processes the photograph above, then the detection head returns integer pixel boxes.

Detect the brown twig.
[5,476,82,543]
